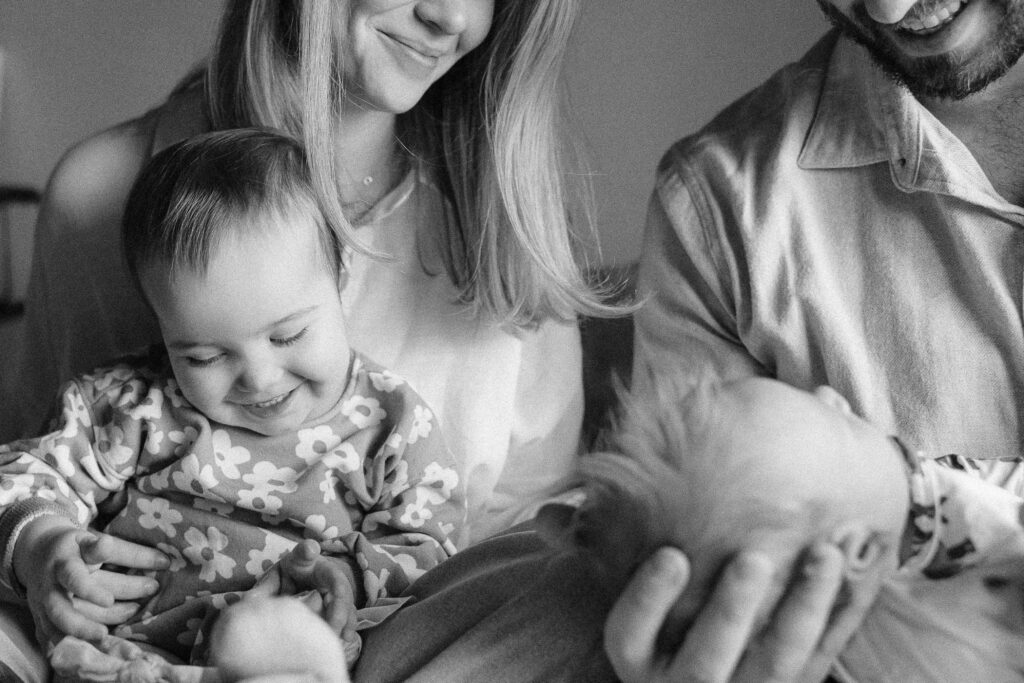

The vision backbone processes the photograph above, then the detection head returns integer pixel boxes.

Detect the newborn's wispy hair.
[571,373,766,585]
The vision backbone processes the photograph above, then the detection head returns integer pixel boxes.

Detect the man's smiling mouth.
[894,0,967,35]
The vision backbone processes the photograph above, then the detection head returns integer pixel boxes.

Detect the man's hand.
[604,542,883,682]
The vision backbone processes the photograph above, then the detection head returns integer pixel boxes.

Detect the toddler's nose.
[237,361,284,395]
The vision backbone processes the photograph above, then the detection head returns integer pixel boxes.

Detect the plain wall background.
[0,1,828,302]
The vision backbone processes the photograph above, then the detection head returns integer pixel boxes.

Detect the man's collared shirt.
[635,31,1024,481]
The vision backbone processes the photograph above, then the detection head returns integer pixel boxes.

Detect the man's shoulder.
[660,32,839,184]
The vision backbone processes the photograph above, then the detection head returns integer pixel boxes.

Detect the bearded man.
[635,0,1024,462]
[617,0,1024,679]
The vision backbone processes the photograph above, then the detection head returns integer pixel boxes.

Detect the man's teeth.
[897,0,965,33]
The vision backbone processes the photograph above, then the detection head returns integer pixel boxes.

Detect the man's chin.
[817,0,1024,100]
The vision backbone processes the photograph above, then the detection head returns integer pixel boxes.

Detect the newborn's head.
[539,376,910,650]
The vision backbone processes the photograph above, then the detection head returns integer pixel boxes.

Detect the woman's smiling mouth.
[381,32,447,69]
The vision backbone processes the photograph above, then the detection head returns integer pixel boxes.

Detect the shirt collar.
[798,34,1012,209]
[798,33,891,171]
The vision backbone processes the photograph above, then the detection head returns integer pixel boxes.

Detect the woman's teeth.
[896,0,966,34]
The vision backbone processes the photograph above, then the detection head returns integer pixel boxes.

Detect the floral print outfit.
[0,348,463,666]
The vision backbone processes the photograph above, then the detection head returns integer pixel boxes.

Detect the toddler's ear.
[536,503,580,551]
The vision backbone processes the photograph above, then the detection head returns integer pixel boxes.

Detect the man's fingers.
[737,543,844,683]
[604,547,691,681]
[79,534,170,571]
[805,545,887,679]
[669,550,775,683]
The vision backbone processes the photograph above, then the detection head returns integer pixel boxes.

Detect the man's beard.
[816,0,1024,100]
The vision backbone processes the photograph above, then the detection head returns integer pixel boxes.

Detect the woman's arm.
[480,319,584,542]
[7,120,160,441]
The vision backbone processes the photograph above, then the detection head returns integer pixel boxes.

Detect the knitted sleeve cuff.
[890,436,941,572]
[0,498,81,599]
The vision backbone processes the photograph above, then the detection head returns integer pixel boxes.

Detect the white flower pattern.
[172,454,221,499]
[137,497,184,538]
[245,533,295,577]
[211,430,251,479]
[341,395,386,429]
[183,526,236,582]
[0,354,459,656]
[368,370,404,393]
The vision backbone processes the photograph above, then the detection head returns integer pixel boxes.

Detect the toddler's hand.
[252,540,359,652]
[14,516,168,647]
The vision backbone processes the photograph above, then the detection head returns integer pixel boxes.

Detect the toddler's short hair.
[122,128,344,290]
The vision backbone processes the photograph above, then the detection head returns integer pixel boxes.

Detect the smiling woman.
[17,0,611,548]
[326,0,495,113]
[4,0,618,679]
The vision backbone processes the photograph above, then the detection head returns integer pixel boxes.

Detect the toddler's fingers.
[41,591,107,642]
[56,558,114,608]
[234,676,341,683]
[251,568,283,596]
[91,570,161,601]
[79,533,171,571]
[283,540,322,575]
[293,539,321,562]
[68,596,143,625]
[278,540,323,593]
[321,592,357,636]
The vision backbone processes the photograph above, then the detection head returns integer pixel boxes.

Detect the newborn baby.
[538,377,1024,682]
[194,377,1024,682]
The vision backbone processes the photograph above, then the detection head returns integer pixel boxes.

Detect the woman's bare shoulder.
[42,116,158,231]
[43,86,206,232]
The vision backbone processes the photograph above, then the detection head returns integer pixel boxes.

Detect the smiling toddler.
[0,129,464,680]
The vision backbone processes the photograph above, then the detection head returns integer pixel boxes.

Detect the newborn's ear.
[536,503,580,551]
[813,385,854,415]
[831,522,888,575]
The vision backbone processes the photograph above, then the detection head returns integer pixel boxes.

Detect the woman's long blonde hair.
[206,0,618,327]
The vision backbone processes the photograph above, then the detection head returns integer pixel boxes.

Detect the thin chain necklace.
[340,148,407,222]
